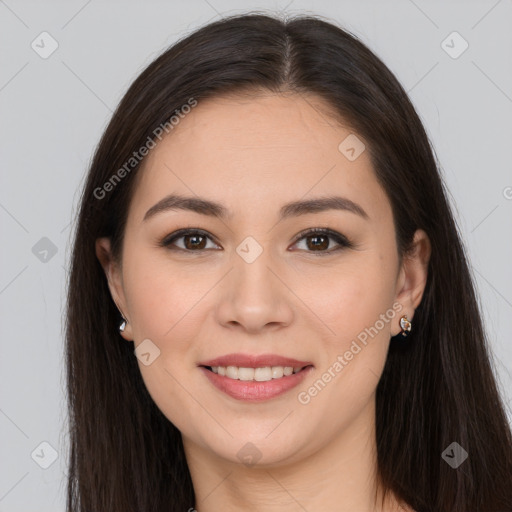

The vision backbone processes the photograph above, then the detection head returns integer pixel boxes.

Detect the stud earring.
[119,319,127,333]
[399,315,412,337]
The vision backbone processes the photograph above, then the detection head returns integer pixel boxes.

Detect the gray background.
[1,0,511,510]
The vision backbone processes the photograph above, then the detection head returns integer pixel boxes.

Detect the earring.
[399,315,412,337]
[119,319,127,333]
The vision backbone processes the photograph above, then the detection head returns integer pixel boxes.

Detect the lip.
[198,353,313,368]
[199,365,314,402]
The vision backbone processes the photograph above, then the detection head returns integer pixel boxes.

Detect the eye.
[160,229,220,252]
[291,228,353,255]
[160,227,352,255]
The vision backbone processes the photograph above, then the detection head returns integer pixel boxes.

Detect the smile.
[205,365,309,381]
[199,365,314,401]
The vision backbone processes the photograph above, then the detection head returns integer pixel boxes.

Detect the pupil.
[308,235,328,250]
[185,235,206,250]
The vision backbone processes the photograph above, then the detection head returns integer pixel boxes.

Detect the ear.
[95,237,133,341]
[391,229,431,336]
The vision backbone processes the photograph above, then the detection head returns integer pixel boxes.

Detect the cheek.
[308,254,397,406]
[297,257,397,419]
[123,246,210,340]
[308,253,396,344]
[121,253,209,431]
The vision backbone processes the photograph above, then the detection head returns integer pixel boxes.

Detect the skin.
[96,91,430,512]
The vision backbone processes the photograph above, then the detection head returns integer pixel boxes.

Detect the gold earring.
[399,315,412,337]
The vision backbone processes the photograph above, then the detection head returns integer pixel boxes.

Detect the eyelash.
[160,227,353,256]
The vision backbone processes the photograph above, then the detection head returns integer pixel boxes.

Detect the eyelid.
[160,228,220,250]
[292,227,352,247]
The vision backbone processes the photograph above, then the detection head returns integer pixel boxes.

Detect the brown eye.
[182,233,207,250]
[291,228,352,255]
[161,229,219,252]
[305,233,330,251]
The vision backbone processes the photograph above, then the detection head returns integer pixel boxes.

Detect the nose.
[215,249,294,334]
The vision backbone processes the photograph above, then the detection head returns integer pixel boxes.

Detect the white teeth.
[209,365,306,382]
[238,367,254,381]
[271,366,283,379]
[254,367,273,381]
[226,366,238,379]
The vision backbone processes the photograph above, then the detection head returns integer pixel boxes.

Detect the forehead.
[128,92,392,225]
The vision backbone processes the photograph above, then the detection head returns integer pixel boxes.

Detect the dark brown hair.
[65,12,512,511]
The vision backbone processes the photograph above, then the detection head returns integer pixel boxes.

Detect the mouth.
[200,364,313,382]
[199,364,315,402]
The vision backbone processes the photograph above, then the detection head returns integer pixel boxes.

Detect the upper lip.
[199,353,314,368]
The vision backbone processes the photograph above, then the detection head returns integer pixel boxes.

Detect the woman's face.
[97,92,429,467]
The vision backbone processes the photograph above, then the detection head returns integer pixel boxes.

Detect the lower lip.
[199,366,314,402]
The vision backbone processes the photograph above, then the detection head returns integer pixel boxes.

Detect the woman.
[65,12,512,512]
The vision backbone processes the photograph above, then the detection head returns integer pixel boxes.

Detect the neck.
[182,398,408,512]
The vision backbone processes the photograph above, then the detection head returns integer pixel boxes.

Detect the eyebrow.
[143,193,369,222]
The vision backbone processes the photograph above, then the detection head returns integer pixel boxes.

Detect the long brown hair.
[65,12,512,511]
